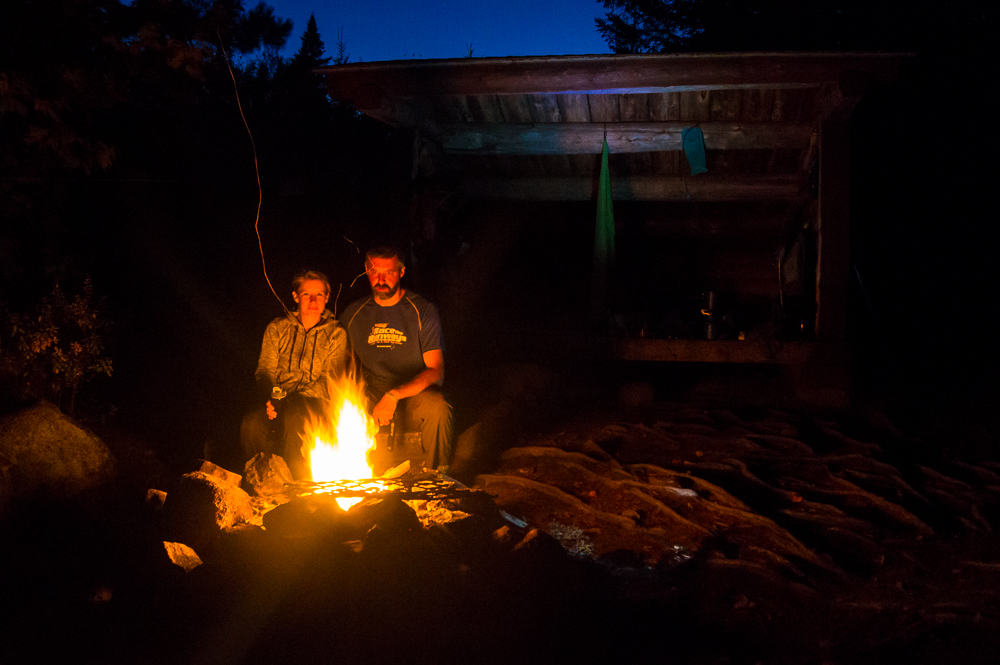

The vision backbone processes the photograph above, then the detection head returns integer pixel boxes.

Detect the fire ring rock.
[242,452,294,496]
[162,470,254,551]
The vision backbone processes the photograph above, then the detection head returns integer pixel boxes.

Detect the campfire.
[154,375,482,579]
[273,376,474,515]
[301,377,379,510]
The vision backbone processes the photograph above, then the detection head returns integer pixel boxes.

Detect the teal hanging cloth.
[682,126,708,175]
[591,138,616,324]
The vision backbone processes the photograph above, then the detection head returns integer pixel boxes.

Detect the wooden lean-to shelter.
[318,53,910,406]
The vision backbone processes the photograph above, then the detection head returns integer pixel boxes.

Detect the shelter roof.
[318,52,912,203]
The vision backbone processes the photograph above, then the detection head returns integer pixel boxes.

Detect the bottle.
[269,386,286,438]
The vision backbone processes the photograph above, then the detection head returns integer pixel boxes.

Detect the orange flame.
[302,376,378,510]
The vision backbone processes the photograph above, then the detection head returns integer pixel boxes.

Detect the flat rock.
[199,460,241,487]
[498,454,710,543]
[783,476,934,536]
[477,473,704,564]
[499,445,629,480]
[627,463,751,511]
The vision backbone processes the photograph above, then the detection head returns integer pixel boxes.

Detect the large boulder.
[0,401,115,508]
[161,467,254,552]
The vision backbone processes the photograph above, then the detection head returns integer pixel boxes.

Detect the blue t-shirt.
[340,291,444,396]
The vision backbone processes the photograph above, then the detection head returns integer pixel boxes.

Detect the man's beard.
[372,283,399,301]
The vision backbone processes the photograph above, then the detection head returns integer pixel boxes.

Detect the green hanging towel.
[682,126,708,175]
[592,138,616,323]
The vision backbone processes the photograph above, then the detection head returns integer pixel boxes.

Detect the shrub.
[1,279,112,415]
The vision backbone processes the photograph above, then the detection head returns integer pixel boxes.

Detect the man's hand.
[372,391,399,427]
[266,400,277,420]
[369,352,443,427]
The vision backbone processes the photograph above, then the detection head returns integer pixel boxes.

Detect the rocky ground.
[2,379,999,664]
[475,397,1000,664]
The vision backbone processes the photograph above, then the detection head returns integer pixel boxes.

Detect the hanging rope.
[218,33,290,317]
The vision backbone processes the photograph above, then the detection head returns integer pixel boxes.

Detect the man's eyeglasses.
[367,269,400,279]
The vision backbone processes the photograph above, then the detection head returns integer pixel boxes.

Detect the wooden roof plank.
[467,94,505,123]
[587,94,621,123]
[318,53,910,99]
[463,175,799,201]
[496,94,534,123]
[648,91,681,122]
[527,93,563,123]
[681,89,713,122]
[440,122,815,155]
[610,339,850,364]
[436,94,473,123]
[619,93,649,122]
[555,93,592,123]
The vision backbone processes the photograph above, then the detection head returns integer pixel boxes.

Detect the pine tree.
[594,0,983,53]
[333,27,350,66]
[293,14,331,68]
[232,1,293,55]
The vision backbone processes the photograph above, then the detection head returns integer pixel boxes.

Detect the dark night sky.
[266,0,611,61]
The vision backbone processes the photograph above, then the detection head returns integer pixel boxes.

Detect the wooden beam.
[814,104,855,342]
[611,339,851,364]
[441,122,814,155]
[463,175,799,201]
[319,53,910,100]
[337,83,442,136]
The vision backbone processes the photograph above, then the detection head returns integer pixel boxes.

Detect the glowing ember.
[303,378,378,510]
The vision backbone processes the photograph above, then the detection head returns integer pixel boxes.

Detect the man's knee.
[402,390,453,468]
[404,390,451,429]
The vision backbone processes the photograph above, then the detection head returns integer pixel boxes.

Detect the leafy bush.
[1,279,112,415]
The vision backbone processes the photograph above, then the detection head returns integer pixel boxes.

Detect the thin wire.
[332,282,343,318]
[349,269,369,289]
[218,33,289,317]
[342,235,361,254]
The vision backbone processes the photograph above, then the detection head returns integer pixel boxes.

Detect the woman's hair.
[291,269,331,295]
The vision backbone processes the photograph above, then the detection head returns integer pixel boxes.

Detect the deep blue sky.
[267,0,611,62]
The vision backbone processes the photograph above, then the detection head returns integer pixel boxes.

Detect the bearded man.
[339,246,453,472]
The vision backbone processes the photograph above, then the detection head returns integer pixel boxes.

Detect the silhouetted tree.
[293,14,332,68]
[594,0,991,52]
[231,0,293,55]
[333,27,351,65]
[0,0,296,294]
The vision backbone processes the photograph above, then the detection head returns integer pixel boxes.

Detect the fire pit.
[286,472,480,502]
[271,375,481,516]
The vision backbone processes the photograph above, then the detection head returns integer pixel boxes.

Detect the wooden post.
[805,95,858,407]
[815,108,853,342]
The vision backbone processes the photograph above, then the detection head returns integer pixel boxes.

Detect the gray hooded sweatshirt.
[255,309,349,400]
